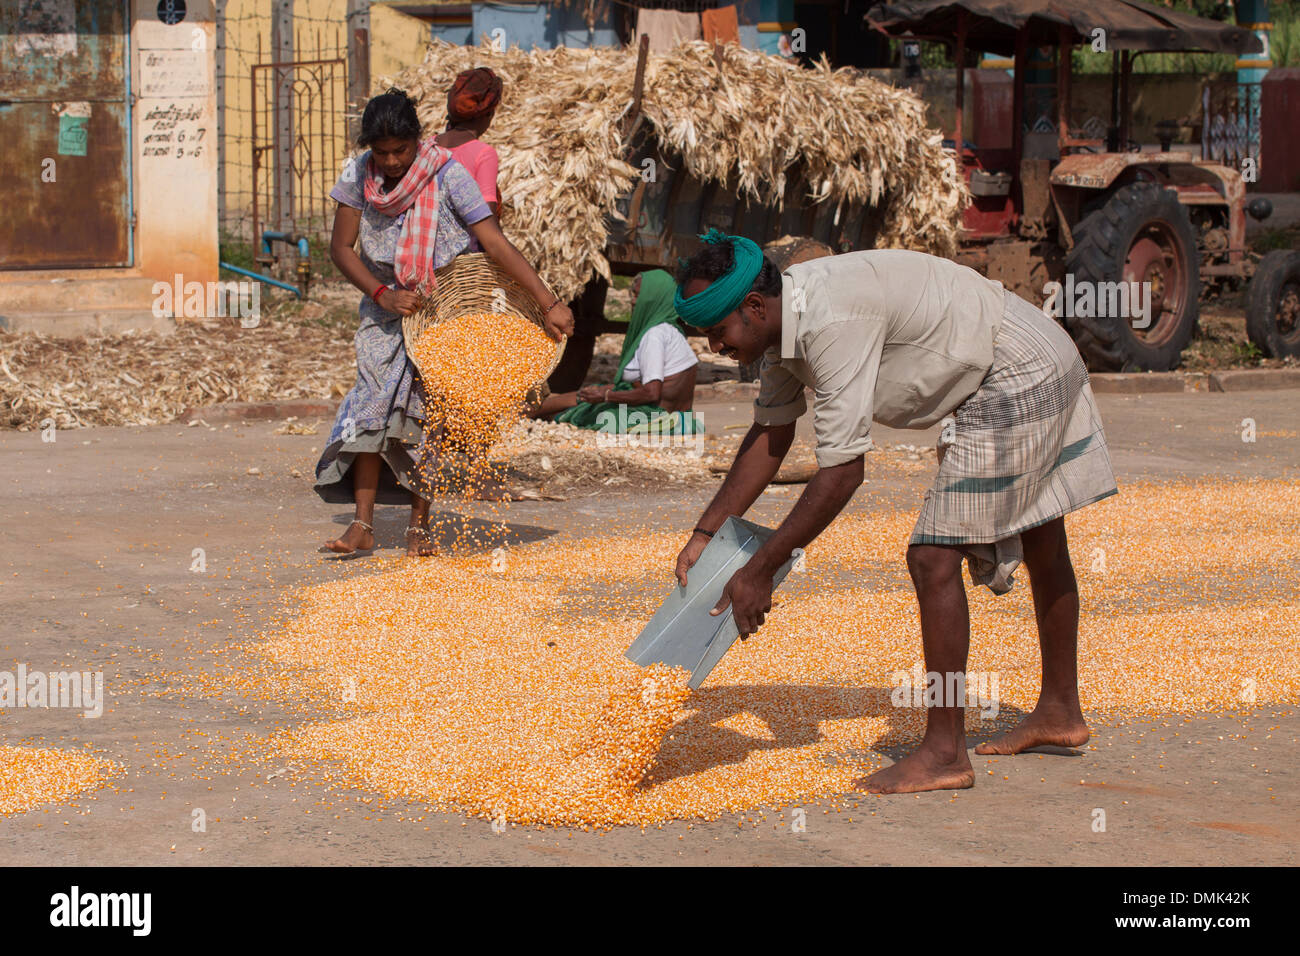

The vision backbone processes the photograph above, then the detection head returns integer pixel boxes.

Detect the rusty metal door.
[0,0,132,269]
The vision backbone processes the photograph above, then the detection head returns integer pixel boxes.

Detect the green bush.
[1272,1,1300,67]
[218,232,257,272]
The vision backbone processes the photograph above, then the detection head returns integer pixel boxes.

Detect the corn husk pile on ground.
[0,307,716,497]
[0,319,354,430]
[387,40,966,299]
[190,478,1298,829]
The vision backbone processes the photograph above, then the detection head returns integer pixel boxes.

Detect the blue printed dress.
[313,151,494,504]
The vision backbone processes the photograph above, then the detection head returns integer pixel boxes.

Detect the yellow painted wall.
[218,0,349,241]
[216,1,440,243]
[371,4,433,88]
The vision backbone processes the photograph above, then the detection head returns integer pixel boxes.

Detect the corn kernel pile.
[0,746,118,816]
[477,664,692,826]
[413,311,555,457]
[236,478,1297,828]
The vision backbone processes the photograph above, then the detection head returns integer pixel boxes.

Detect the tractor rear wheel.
[1245,250,1300,359]
[1063,182,1200,372]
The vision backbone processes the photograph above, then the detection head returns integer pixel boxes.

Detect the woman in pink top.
[433,67,502,214]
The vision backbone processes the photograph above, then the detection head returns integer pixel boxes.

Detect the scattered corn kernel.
[178,478,1298,830]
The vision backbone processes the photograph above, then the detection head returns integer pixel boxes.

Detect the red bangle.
[372,284,388,303]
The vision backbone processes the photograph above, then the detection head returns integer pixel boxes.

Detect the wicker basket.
[402,253,565,380]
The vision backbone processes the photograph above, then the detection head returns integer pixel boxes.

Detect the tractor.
[867,0,1296,371]
[547,2,1294,391]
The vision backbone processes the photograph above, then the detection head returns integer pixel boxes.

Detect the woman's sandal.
[405,526,438,557]
[322,519,376,556]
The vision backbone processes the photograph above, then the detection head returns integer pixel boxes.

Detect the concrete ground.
[0,387,1296,865]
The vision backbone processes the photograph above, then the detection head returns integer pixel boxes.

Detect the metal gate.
[250,53,348,259]
[0,0,132,269]
[1202,81,1262,172]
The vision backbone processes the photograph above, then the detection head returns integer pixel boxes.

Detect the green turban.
[673,229,764,329]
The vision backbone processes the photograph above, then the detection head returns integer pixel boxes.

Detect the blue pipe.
[219,261,303,298]
[260,230,292,257]
[124,0,135,267]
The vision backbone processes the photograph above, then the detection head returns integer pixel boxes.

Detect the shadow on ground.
[325,509,558,555]
[643,683,1035,786]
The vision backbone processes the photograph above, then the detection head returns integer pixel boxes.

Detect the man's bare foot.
[405,526,437,557]
[324,520,374,554]
[857,746,975,794]
[974,706,1090,755]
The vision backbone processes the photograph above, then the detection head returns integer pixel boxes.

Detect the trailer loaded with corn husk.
[387,39,968,388]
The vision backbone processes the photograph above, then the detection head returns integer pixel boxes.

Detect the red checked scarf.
[363,139,453,292]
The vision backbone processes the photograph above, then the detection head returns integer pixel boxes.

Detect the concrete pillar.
[1236,0,1271,183]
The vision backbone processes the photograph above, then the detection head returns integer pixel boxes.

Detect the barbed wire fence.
[216,2,353,278]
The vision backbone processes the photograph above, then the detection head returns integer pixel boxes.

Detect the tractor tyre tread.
[1063,182,1200,372]
[1245,249,1300,359]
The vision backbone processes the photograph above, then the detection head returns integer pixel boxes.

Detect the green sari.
[555,270,703,437]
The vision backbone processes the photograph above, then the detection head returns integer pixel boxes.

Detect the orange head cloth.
[447,67,503,123]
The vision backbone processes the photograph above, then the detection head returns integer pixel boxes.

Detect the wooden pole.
[954,9,966,173]
[1057,23,1071,156]
[346,0,370,145]
[1109,49,1120,150]
[273,0,294,234]
[623,33,650,139]
[1121,51,1133,148]
[1012,26,1027,165]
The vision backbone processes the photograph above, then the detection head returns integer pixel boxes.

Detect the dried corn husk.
[388,44,639,302]
[385,40,966,299]
[0,320,355,430]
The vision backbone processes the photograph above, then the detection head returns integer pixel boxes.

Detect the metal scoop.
[624,516,804,689]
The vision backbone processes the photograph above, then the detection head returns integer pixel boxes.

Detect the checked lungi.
[910,291,1119,590]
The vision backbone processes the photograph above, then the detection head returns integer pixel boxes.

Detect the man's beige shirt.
[754,250,1008,467]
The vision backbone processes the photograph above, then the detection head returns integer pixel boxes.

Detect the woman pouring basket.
[315,80,572,557]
